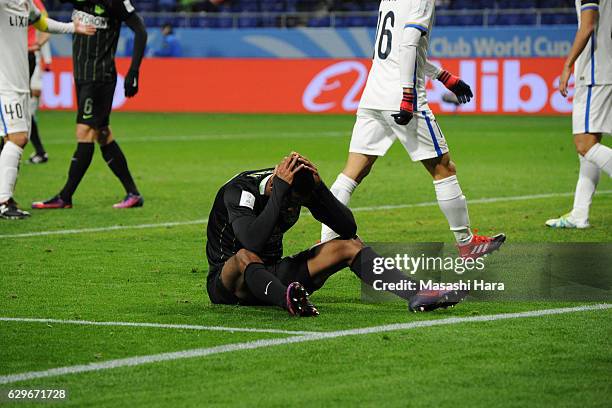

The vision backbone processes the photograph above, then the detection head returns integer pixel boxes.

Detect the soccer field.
[1,112,611,407]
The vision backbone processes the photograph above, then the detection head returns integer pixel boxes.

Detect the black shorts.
[207,249,321,306]
[75,81,116,129]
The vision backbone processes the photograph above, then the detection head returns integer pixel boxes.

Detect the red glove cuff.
[438,70,459,88]
[400,92,415,112]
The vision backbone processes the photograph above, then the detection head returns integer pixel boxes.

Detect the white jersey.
[0,0,41,93]
[575,0,612,86]
[360,0,438,111]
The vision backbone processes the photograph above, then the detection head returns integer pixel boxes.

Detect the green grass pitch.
[0,112,610,407]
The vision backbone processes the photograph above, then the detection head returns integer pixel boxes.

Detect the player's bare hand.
[74,20,96,36]
[274,154,303,185]
[559,65,571,97]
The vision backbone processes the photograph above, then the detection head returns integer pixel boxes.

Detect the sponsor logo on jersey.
[72,9,108,29]
[8,15,28,27]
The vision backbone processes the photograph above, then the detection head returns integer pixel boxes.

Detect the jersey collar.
[259,174,272,195]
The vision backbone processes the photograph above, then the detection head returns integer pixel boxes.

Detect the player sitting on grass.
[205,152,467,316]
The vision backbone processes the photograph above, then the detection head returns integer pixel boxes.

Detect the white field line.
[0,304,609,385]
[2,190,611,239]
[0,317,319,336]
[43,131,348,145]
[0,219,208,239]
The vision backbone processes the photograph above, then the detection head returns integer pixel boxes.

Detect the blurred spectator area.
[46,0,577,28]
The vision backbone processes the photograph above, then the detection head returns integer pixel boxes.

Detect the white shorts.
[349,108,449,161]
[0,91,31,137]
[30,62,42,92]
[572,85,612,135]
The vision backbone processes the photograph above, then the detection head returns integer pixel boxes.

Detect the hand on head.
[273,153,304,185]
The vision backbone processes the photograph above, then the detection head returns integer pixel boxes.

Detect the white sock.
[30,95,39,117]
[433,175,472,243]
[0,141,24,203]
[584,143,612,177]
[571,155,600,222]
[321,173,358,242]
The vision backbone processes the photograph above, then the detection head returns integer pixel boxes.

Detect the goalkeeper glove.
[124,69,139,98]
[438,70,473,104]
[391,90,415,126]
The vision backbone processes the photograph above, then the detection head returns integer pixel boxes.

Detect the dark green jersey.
[71,0,135,83]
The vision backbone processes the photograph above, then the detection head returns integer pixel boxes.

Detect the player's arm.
[425,60,473,104]
[29,0,95,35]
[560,1,599,96]
[229,156,303,253]
[393,26,421,125]
[227,183,288,253]
[297,155,357,238]
[117,0,148,98]
[308,183,357,239]
[393,0,433,125]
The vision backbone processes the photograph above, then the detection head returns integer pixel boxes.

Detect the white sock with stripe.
[584,143,612,177]
[570,155,600,222]
[321,173,358,243]
[433,175,472,243]
[0,141,24,203]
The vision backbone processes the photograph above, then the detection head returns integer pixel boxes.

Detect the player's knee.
[96,127,113,145]
[574,138,596,156]
[423,154,455,180]
[76,125,95,142]
[7,132,28,148]
[339,239,364,264]
[235,249,262,272]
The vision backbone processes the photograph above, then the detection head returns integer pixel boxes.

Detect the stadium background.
[40,0,578,114]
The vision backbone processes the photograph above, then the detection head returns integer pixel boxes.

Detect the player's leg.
[85,81,143,209]
[321,109,394,242]
[28,59,48,164]
[421,152,472,243]
[391,111,505,258]
[547,85,611,228]
[0,132,30,219]
[95,126,143,208]
[32,82,100,209]
[32,123,95,209]
[301,239,466,311]
[213,249,315,316]
[0,92,32,219]
[546,134,602,229]
[578,86,612,177]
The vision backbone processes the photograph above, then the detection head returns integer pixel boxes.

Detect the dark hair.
[292,168,315,197]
